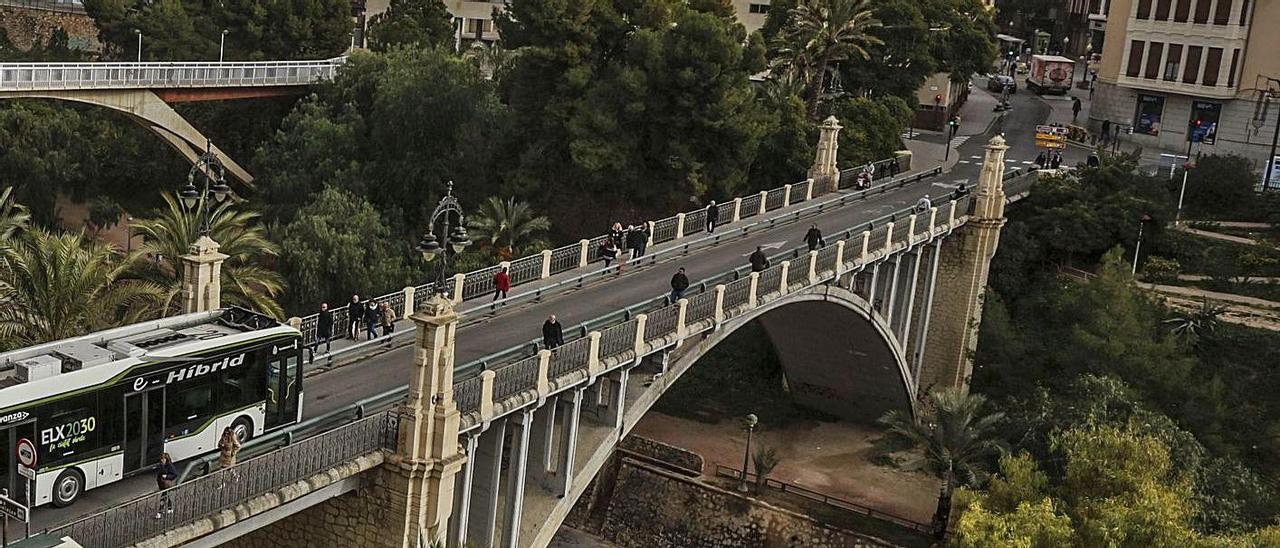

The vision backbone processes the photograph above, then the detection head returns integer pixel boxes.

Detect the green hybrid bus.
[0,307,303,507]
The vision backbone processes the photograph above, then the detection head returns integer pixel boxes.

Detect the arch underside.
[0,89,254,184]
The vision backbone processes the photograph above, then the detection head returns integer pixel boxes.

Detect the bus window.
[166,382,214,439]
[281,354,300,421]
[265,359,282,429]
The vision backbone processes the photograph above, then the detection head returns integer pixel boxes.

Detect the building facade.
[1091,0,1280,171]
[361,0,773,44]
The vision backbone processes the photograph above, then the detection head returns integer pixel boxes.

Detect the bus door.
[264,352,301,430]
[123,387,165,473]
[0,420,36,505]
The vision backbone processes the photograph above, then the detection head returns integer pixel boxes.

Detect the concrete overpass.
[35,129,1027,547]
[0,57,345,183]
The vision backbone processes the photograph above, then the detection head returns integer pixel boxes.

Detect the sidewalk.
[904,79,1000,172]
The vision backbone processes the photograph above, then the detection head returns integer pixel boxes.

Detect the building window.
[749,3,770,14]
[1126,40,1146,77]
[1193,0,1212,23]
[1203,47,1223,86]
[1213,0,1233,24]
[1144,42,1164,79]
[1189,101,1221,144]
[1134,94,1165,135]
[1155,0,1171,20]
[1239,0,1250,25]
[1183,45,1202,83]
[1164,44,1182,81]
[1228,48,1240,87]
[1174,0,1191,21]
[1137,0,1152,18]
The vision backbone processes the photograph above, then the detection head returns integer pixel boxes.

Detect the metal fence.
[47,412,393,548]
[0,58,345,91]
[652,217,680,244]
[493,356,540,402]
[739,194,763,219]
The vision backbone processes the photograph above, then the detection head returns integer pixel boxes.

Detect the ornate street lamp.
[416,181,472,293]
[178,141,232,236]
[737,413,759,492]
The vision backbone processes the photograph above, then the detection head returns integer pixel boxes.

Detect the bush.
[1142,256,1182,283]
[1181,154,1258,219]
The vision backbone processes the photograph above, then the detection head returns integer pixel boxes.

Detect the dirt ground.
[630,412,939,524]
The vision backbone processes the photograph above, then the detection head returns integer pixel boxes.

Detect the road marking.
[969,155,982,159]
[957,160,971,165]
[743,241,787,256]
[933,179,968,190]
[1020,160,1035,165]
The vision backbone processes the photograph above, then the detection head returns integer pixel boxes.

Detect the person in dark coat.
[627,224,648,258]
[705,200,720,233]
[1051,151,1062,169]
[542,315,565,349]
[363,300,379,341]
[749,246,770,272]
[1100,119,1112,144]
[347,294,362,339]
[154,452,177,518]
[610,222,625,248]
[600,241,619,267]
[1034,151,1047,169]
[670,267,690,302]
[493,267,511,301]
[803,224,825,251]
[314,302,333,357]
[888,158,899,178]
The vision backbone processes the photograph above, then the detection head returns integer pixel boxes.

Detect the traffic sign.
[0,492,28,523]
[17,465,33,481]
[16,438,36,469]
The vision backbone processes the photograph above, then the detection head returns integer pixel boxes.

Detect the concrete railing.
[296,157,928,364]
[0,57,345,91]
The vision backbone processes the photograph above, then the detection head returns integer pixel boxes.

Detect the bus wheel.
[51,469,84,508]
[232,417,254,444]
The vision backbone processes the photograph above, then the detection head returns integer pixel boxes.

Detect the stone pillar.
[403,286,416,319]
[918,136,1008,395]
[758,191,768,215]
[808,116,843,194]
[602,368,628,430]
[540,250,553,279]
[748,272,760,307]
[713,284,726,324]
[180,235,228,313]
[380,294,466,548]
[551,388,583,496]
[778,261,791,294]
[526,400,555,488]
[448,433,479,548]
[466,420,505,547]
[731,198,742,222]
[807,250,819,283]
[782,184,793,207]
[578,239,590,268]
[675,213,686,240]
[451,273,465,304]
[501,410,533,548]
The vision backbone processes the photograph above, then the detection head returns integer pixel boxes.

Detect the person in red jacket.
[493,267,511,301]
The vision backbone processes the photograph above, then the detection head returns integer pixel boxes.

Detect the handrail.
[0,57,347,92]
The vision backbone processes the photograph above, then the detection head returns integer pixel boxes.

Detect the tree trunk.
[931,471,955,540]
[808,54,831,119]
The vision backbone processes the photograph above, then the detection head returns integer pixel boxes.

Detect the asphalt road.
[29,84,1062,537]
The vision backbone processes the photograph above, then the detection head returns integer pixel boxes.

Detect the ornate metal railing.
[0,58,345,91]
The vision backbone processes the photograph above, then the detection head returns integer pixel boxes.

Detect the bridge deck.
[0,58,344,92]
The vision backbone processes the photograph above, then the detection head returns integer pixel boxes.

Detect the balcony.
[1114,74,1237,99]
[1126,18,1250,42]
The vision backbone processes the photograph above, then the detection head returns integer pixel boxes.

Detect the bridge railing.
[46,411,394,548]
[297,155,917,362]
[0,58,346,91]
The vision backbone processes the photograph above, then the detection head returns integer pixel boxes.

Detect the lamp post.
[1132,214,1151,276]
[737,413,758,492]
[177,141,233,236]
[1176,161,1195,224]
[416,181,472,294]
[219,29,229,62]
[134,29,143,62]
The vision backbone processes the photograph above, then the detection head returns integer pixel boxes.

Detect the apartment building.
[360,0,773,43]
[1091,0,1280,167]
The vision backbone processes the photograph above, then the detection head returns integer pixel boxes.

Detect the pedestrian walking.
[627,223,648,259]
[705,200,720,233]
[916,194,933,213]
[670,267,690,302]
[1051,152,1063,169]
[1100,119,1111,144]
[749,246,770,272]
[217,426,241,486]
[313,302,333,359]
[154,453,177,519]
[888,158,900,178]
[347,294,362,339]
[379,302,396,337]
[803,224,825,251]
[953,183,968,200]
[493,266,511,301]
[1034,151,1047,169]
[600,240,619,267]
[542,315,565,349]
[1072,97,1082,121]
[363,300,379,340]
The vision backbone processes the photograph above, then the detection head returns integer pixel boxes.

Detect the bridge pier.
[466,420,505,547]
[502,410,534,548]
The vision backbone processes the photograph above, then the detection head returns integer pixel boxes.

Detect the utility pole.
[1266,78,1280,191]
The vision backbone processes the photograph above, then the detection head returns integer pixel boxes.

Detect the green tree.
[921,0,997,82]
[832,95,912,166]
[464,41,520,81]
[367,0,455,52]
[0,187,30,243]
[0,228,162,347]
[835,0,935,100]
[278,187,414,313]
[131,193,285,318]
[780,0,883,117]
[879,388,1005,536]
[1179,155,1257,219]
[752,445,781,492]
[467,197,551,260]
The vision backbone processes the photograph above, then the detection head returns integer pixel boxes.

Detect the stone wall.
[618,435,704,475]
[581,457,895,548]
[0,6,100,52]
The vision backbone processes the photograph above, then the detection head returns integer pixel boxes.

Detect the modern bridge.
[25,126,1034,548]
[0,57,346,183]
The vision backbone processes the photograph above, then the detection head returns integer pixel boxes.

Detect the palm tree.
[878,388,1005,539]
[132,193,286,318]
[782,0,883,117]
[0,228,164,346]
[752,446,782,492]
[0,186,30,244]
[467,197,551,261]
[464,41,519,80]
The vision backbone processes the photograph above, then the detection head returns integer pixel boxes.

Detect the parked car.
[987,74,1016,93]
